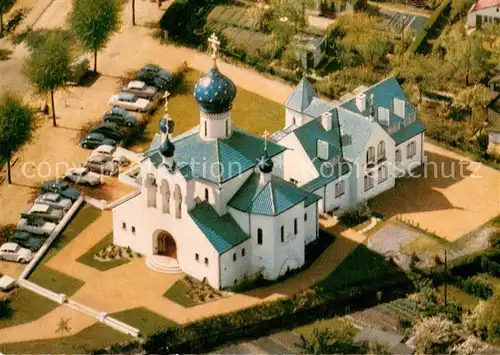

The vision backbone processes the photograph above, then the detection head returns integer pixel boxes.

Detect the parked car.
[69,56,90,84]
[80,132,116,149]
[64,167,102,186]
[17,217,56,236]
[89,145,129,166]
[21,203,64,223]
[0,243,33,263]
[89,122,124,141]
[122,80,158,100]
[0,275,16,291]
[9,232,44,252]
[137,64,173,90]
[103,107,138,127]
[40,180,80,201]
[35,192,73,211]
[85,155,119,176]
[108,92,151,112]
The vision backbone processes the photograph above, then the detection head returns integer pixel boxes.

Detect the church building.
[112,35,425,289]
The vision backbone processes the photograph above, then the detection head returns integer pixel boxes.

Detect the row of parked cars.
[0,181,80,264]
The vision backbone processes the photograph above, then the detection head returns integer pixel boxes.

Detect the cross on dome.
[262,130,270,151]
[208,33,220,67]
[163,90,171,113]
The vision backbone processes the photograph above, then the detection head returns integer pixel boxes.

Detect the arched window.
[281,226,285,242]
[174,184,182,219]
[205,188,209,201]
[146,174,157,208]
[377,141,386,161]
[257,228,263,245]
[294,218,298,235]
[225,120,229,137]
[366,147,375,165]
[204,121,208,137]
[161,180,170,214]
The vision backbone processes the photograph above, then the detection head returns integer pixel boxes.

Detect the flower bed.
[95,245,141,262]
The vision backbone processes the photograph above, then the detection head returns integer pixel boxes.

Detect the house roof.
[337,108,375,161]
[147,127,285,184]
[392,119,426,145]
[189,202,249,254]
[229,173,317,216]
[470,0,500,12]
[300,162,350,193]
[291,34,326,51]
[285,77,319,113]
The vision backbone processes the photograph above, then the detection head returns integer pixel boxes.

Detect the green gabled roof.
[189,202,249,254]
[301,163,350,193]
[392,120,425,146]
[229,173,317,216]
[293,112,343,172]
[285,77,318,112]
[304,193,321,207]
[148,127,285,184]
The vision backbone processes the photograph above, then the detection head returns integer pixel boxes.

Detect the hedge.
[142,279,413,354]
[455,278,494,300]
[407,0,451,54]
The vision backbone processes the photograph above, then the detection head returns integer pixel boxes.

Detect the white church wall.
[200,111,232,140]
[280,133,319,185]
[220,239,252,288]
[218,169,254,215]
[269,203,305,280]
[228,207,250,234]
[193,180,219,212]
[323,176,351,214]
[394,133,424,178]
[249,213,277,277]
[304,202,318,244]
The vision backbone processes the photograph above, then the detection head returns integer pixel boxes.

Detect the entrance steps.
[146,255,182,274]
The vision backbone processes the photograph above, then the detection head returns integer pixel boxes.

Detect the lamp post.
[401,15,408,59]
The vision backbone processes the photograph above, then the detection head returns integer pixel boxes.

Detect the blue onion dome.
[258,149,273,174]
[159,118,168,134]
[194,68,236,114]
[160,136,175,158]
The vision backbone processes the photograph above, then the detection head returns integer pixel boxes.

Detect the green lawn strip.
[28,265,85,297]
[436,285,480,310]
[0,289,58,329]
[295,317,359,340]
[131,69,285,152]
[319,244,409,292]
[0,323,130,353]
[76,232,129,271]
[163,279,197,307]
[110,307,178,337]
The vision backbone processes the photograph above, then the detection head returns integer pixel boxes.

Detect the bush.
[489,231,500,249]
[339,202,371,227]
[455,278,493,300]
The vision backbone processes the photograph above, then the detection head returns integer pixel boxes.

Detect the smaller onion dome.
[159,118,175,134]
[194,68,236,114]
[258,148,273,174]
[160,136,175,158]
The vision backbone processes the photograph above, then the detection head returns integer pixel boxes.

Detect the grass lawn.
[110,307,177,336]
[76,232,130,271]
[0,289,58,329]
[318,245,409,292]
[163,279,197,307]
[295,317,358,340]
[28,266,85,297]
[436,285,480,310]
[0,323,131,353]
[131,69,285,152]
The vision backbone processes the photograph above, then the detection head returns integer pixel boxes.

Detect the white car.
[17,218,56,236]
[90,145,120,163]
[35,192,73,211]
[64,167,102,186]
[108,92,151,112]
[121,80,158,100]
[0,243,34,263]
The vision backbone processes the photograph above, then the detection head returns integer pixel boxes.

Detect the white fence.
[18,196,84,280]
[16,196,141,338]
[83,195,107,210]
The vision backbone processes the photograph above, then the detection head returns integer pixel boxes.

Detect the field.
[207,5,258,30]
[132,69,285,152]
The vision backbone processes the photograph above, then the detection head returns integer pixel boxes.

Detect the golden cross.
[163,90,170,113]
[262,130,270,150]
[208,33,220,66]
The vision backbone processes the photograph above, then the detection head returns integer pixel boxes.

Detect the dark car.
[80,132,116,149]
[9,232,44,252]
[40,179,80,201]
[89,122,124,141]
[103,107,138,127]
[137,64,173,90]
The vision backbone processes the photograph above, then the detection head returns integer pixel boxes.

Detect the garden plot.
[207,5,259,30]
[222,27,275,58]
[378,8,428,34]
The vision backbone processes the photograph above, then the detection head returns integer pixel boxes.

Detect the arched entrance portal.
[157,231,177,259]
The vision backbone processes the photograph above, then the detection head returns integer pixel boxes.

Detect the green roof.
[301,162,350,193]
[189,202,249,254]
[148,127,285,184]
[392,120,425,146]
[285,77,318,112]
[229,173,317,216]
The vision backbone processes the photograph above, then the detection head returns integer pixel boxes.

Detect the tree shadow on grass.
[0,48,13,61]
[78,71,101,88]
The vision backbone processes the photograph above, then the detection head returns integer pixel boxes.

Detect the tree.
[452,84,491,137]
[296,326,361,354]
[0,0,14,36]
[70,0,121,72]
[56,317,72,352]
[0,93,35,184]
[23,33,71,127]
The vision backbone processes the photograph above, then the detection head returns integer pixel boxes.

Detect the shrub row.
[142,279,412,354]
[454,278,494,300]
[407,0,451,54]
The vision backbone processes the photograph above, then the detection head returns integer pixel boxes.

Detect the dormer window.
[393,98,405,118]
[317,140,329,160]
[378,107,390,126]
[403,112,416,126]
